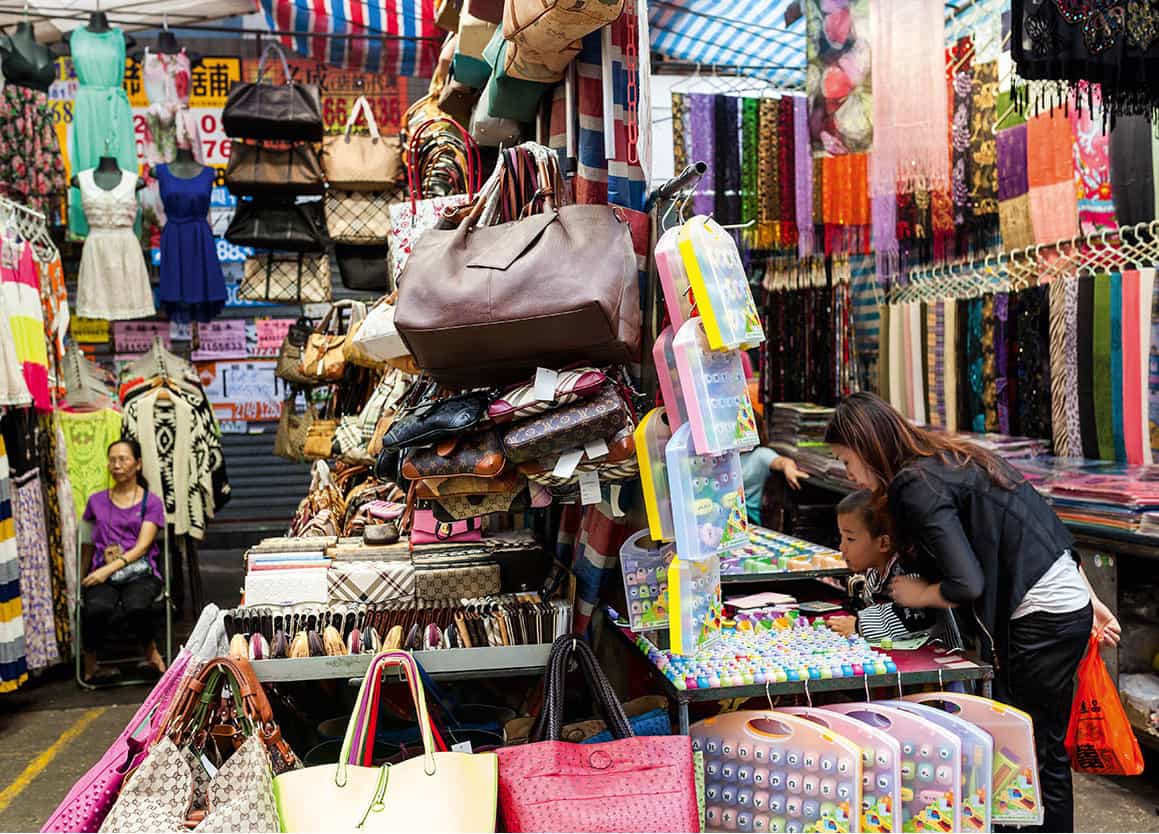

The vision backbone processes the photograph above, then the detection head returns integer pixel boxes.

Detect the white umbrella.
[0,1,256,41]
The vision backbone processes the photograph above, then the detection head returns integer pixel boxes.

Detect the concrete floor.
[3,549,1159,832]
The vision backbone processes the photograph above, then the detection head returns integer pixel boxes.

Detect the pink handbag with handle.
[41,650,192,833]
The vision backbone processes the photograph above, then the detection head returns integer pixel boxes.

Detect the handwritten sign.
[113,321,171,359]
[198,360,284,423]
[71,317,110,344]
[192,320,248,361]
[254,319,295,358]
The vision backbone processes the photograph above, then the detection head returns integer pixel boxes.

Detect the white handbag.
[350,296,411,362]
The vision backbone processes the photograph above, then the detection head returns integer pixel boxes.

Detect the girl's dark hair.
[824,392,1018,491]
[836,489,888,537]
[108,437,149,491]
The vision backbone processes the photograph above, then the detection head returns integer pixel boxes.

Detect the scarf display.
[777,97,797,248]
[757,97,781,250]
[714,95,742,228]
[671,92,688,175]
[1110,115,1156,227]
[688,93,716,217]
[805,0,873,155]
[1072,96,1117,232]
[1012,0,1159,123]
[820,154,871,255]
[997,122,1035,250]
[794,96,815,258]
[1027,111,1080,244]
[969,60,1000,248]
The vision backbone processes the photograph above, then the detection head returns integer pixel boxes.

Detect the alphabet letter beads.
[666,422,749,563]
[824,704,961,834]
[691,710,862,833]
[677,215,765,351]
[618,528,674,633]
[673,317,759,454]
[668,554,724,655]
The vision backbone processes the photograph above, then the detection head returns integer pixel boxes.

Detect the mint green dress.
[68,27,137,237]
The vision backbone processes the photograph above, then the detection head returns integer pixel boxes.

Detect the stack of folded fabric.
[1010,458,1159,533]
[769,403,835,446]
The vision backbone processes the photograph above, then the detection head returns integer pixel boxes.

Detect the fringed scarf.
[821,154,871,255]
[805,0,873,155]
[1027,110,1079,243]
[794,96,815,258]
[778,96,797,248]
[1071,88,1116,232]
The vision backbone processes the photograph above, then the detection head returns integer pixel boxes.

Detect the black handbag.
[378,389,494,453]
[335,243,390,292]
[226,199,328,252]
[222,43,323,142]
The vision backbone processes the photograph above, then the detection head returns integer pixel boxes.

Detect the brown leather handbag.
[466,0,503,23]
[222,43,323,142]
[401,428,507,480]
[393,154,640,388]
[501,384,629,463]
[321,96,404,191]
[225,142,325,197]
[300,300,366,383]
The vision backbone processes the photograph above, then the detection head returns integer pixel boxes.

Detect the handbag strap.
[406,117,481,211]
[533,635,634,743]
[256,42,293,86]
[345,95,382,140]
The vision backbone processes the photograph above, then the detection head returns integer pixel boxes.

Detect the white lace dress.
[75,169,155,320]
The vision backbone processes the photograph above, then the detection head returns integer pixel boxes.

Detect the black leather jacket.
[886,455,1077,671]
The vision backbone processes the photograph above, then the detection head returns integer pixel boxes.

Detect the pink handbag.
[410,509,483,544]
[495,636,700,833]
[41,650,192,833]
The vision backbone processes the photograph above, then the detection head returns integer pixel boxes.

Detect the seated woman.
[80,438,167,680]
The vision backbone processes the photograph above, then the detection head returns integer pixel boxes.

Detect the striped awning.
[259,0,441,76]
[648,0,806,88]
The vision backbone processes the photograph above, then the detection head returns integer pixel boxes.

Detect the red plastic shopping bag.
[1065,634,1145,775]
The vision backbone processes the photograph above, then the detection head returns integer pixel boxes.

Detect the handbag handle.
[344,95,382,140]
[406,117,481,211]
[338,651,438,782]
[162,657,274,747]
[256,42,293,86]
[533,635,634,743]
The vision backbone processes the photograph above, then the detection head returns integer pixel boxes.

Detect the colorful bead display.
[619,528,674,633]
[720,527,846,577]
[676,215,765,351]
[672,317,759,455]
[668,554,724,655]
[631,614,897,690]
[666,423,749,562]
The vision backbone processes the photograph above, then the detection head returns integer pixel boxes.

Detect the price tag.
[552,449,584,479]
[199,752,220,779]
[579,469,601,505]
[451,740,474,754]
[533,367,559,402]
[583,438,609,459]
[610,484,624,517]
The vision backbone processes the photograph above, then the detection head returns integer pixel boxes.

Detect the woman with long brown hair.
[825,392,1118,834]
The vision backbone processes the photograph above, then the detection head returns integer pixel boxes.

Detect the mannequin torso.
[72,156,146,191]
[0,21,56,92]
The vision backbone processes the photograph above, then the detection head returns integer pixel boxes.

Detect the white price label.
[552,449,584,479]
[584,438,609,460]
[610,484,624,517]
[533,367,559,402]
[579,469,601,505]
[451,741,474,754]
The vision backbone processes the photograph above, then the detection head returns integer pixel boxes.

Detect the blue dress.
[157,165,226,323]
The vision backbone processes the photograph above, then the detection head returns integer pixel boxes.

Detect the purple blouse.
[83,490,165,576]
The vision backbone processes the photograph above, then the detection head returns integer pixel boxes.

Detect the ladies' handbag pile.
[274,650,498,832]
[241,252,331,304]
[223,43,323,141]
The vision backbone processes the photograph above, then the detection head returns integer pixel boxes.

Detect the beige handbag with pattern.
[325,189,397,244]
[241,253,332,303]
[274,395,317,460]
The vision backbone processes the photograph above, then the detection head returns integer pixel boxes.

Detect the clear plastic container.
[676,215,765,351]
[652,326,688,428]
[635,408,675,542]
[667,554,723,655]
[655,226,696,327]
[665,422,749,562]
[618,528,675,633]
[672,317,759,455]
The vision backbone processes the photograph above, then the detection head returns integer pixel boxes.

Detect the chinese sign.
[254,318,296,358]
[198,360,285,423]
[71,317,110,344]
[191,320,248,361]
[113,321,171,359]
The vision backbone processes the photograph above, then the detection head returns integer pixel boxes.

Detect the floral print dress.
[0,86,66,221]
[140,49,203,245]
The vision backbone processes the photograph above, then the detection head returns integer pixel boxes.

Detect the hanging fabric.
[1,236,50,412]
[804,0,872,155]
[1072,94,1117,233]
[0,436,27,692]
[13,469,58,671]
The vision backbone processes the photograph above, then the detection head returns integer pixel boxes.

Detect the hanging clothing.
[32,415,71,653]
[0,85,66,219]
[13,469,58,670]
[37,255,68,404]
[68,27,137,237]
[0,436,26,691]
[1,237,50,411]
[1123,271,1145,466]
[1027,112,1079,244]
[997,122,1034,251]
[0,305,29,408]
[52,417,78,615]
[1072,98,1116,233]
[59,408,121,520]
[140,48,203,241]
[1110,115,1156,227]
[75,170,154,321]
[157,165,226,323]
[1093,274,1114,461]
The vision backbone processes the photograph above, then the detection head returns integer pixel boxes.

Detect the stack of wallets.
[224,594,573,659]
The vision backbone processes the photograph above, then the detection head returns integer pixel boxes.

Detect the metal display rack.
[721,566,851,586]
[251,644,552,683]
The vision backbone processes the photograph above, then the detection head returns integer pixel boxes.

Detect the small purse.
[380,389,493,452]
[222,43,323,141]
[225,142,325,197]
[299,301,366,383]
[241,253,331,304]
[325,189,396,244]
[350,294,411,363]
[501,384,629,463]
[438,78,481,127]
[321,96,403,191]
[488,366,607,424]
[401,428,507,479]
[304,419,338,460]
[275,317,318,386]
[433,490,526,521]
[410,510,484,545]
[227,199,328,252]
[335,243,391,292]
[416,470,524,498]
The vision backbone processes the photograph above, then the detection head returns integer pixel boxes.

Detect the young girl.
[828,490,937,642]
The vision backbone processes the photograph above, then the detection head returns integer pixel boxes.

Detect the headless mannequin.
[71,155,147,192]
[150,146,205,180]
[0,21,56,92]
[132,29,203,70]
[63,12,137,49]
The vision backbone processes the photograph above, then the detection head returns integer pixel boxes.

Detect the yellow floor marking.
[0,706,108,814]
